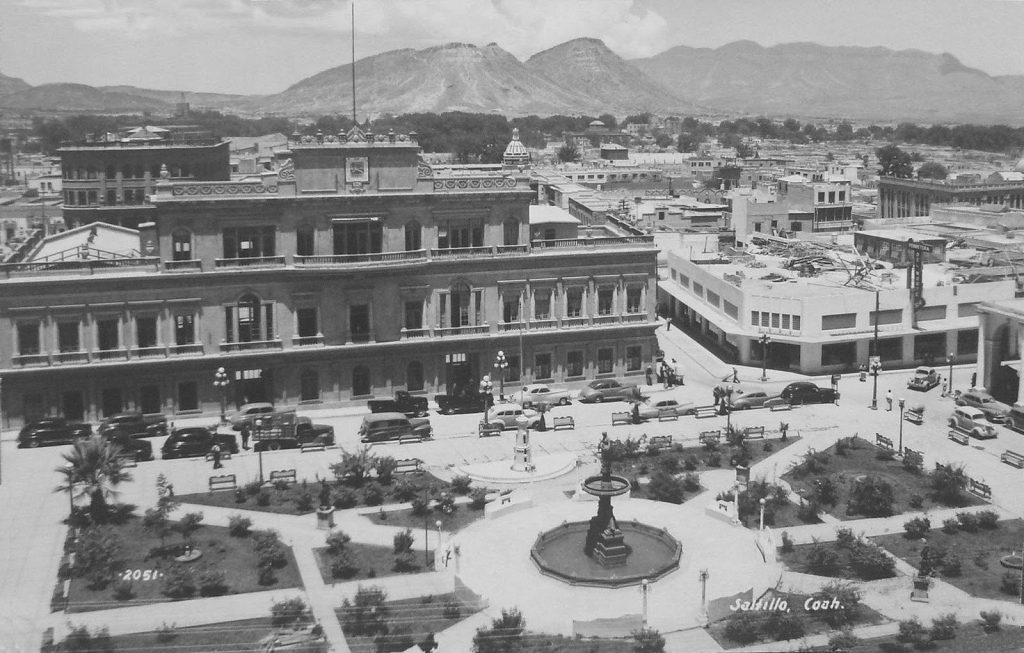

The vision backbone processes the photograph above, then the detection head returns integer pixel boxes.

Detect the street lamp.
[494,350,508,400]
[213,367,230,424]
[870,360,882,410]
[641,578,649,629]
[758,334,771,382]
[947,353,955,396]
[898,398,906,454]
[759,497,766,531]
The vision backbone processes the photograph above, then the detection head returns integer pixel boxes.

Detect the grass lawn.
[777,537,897,581]
[94,618,279,652]
[66,516,302,613]
[871,519,1024,601]
[781,436,985,521]
[851,621,1024,652]
[337,592,474,653]
[514,634,634,652]
[313,544,436,584]
[707,588,889,649]
[360,503,487,533]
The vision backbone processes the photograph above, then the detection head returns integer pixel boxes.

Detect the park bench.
[204,451,232,462]
[699,430,722,445]
[903,447,923,460]
[969,478,992,500]
[611,411,632,426]
[948,429,970,446]
[1001,450,1024,468]
[208,474,237,493]
[552,416,575,431]
[657,409,679,422]
[874,433,894,450]
[399,434,425,445]
[648,435,673,452]
[769,401,793,412]
[478,422,504,438]
[693,406,718,419]
[269,469,297,486]
[394,458,424,475]
[300,442,327,453]
[742,426,766,440]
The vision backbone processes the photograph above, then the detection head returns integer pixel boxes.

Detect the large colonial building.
[0,129,659,428]
[877,174,1024,220]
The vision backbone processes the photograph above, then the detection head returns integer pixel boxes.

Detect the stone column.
[511,414,534,472]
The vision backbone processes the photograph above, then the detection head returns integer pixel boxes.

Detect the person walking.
[240,424,250,450]
[211,442,223,469]
[732,367,740,383]
[645,366,653,386]
[885,389,893,411]
[713,386,722,407]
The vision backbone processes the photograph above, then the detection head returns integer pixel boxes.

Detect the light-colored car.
[483,403,541,430]
[907,367,940,392]
[578,379,639,403]
[519,383,574,409]
[948,406,998,439]
[229,402,276,430]
[637,397,694,420]
[956,390,1010,423]
[729,391,774,410]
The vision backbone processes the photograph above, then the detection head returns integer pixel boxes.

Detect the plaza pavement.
[3,324,1024,652]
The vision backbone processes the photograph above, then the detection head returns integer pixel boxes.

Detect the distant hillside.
[97,86,248,109]
[0,83,173,113]
[0,71,30,98]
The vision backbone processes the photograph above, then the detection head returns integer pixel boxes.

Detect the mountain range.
[3,39,1024,124]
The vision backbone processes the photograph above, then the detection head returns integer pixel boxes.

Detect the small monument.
[316,477,334,529]
[511,415,535,472]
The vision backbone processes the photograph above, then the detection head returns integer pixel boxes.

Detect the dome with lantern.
[502,128,531,169]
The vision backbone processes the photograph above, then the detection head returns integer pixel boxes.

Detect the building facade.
[877,177,1024,219]
[0,130,659,428]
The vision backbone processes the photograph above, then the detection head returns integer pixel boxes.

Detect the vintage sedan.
[518,384,573,409]
[578,379,639,403]
[162,427,238,460]
[482,404,542,430]
[729,391,775,410]
[907,367,940,392]
[18,418,93,448]
[98,411,168,438]
[637,397,695,421]
[956,390,1010,423]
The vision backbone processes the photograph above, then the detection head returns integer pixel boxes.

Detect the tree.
[54,435,133,523]
[143,473,180,549]
[177,512,204,548]
[331,447,378,486]
[876,144,914,178]
[632,627,665,652]
[847,476,894,517]
[341,585,390,637]
[597,113,618,129]
[473,607,524,653]
[929,463,967,506]
[677,133,700,152]
[557,143,580,163]
[917,162,948,180]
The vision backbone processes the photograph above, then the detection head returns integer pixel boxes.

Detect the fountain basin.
[531,520,681,588]
[581,474,631,497]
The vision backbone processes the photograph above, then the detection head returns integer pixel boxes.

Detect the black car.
[434,391,490,415]
[107,434,154,462]
[161,427,238,460]
[98,412,168,438]
[780,382,838,405]
[18,418,93,448]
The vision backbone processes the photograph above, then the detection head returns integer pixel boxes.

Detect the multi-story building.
[0,129,659,428]
[878,175,1024,219]
[732,178,853,245]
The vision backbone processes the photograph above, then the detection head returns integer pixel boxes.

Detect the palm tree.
[54,435,133,522]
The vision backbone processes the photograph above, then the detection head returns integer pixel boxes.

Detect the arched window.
[171,229,192,261]
[296,225,315,256]
[407,361,424,392]
[352,365,371,397]
[300,369,320,401]
[225,293,274,344]
[236,294,262,342]
[503,219,519,246]
[404,221,422,251]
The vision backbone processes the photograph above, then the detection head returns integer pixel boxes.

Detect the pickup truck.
[367,391,430,417]
[434,391,490,415]
[250,413,335,451]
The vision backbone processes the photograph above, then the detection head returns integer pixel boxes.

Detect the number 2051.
[121,569,162,581]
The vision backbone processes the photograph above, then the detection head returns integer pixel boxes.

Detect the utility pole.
[350,1,357,125]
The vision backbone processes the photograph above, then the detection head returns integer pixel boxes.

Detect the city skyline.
[5,0,1024,96]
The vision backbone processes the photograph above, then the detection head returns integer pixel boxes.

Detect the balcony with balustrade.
[219,339,284,353]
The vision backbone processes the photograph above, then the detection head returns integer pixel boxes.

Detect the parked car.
[106,434,154,462]
[161,427,239,460]
[729,391,775,410]
[98,411,168,438]
[907,367,940,392]
[948,406,999,439]
[434,391,489,415]
[578,379,639,403]
[229,402,276,430]
[518,384,573,409]
[18,418,92,448]
[358,413,433,443]
[956,390,1010,423]
[482,404,541,430]
[367,391,430,417]
[637,397,695,421]
[1006,405,1024,435]
[779,382,838,405]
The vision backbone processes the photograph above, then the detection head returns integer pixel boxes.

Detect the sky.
[4,0,1024,96]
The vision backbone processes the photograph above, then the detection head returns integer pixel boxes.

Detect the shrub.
[271,597,308,627]
[909,493,924,509]
[919,545,947,577]
[227,514,252,537]
[658,456,679,474]
[374,456,398,485]
[806,543,840,575]
[161,564,195,599]
[437,492,457,514]
[683,454,699,471]
[331,447,378,486]
[332,488,359,509]
[252,529,287,569]
[74,526,123,590]
[798,448,831,475]
[1001,571,1020,595]
[362,482,384,507]
[942,518,959,534]
[443,600,461,619]
[393,480,418,503]
[258,566,276,586]
[647,470,685,504]
[243,480,263,496]
[980,610,1002,632]
[929,463,968,506]
[814,581,861,628]
[847,476,894,518]
[956,512,979,533]
[835,527,856,549]
[705,452,721,467]
[835,437,850,456]
[155,622,177,643]
[273,479,291,491]
[61,625,114,653]
[780,531,794,553]
[875,446,895,461]
[904,517,931,539]
[723,611,759,644]
[256,490,271,506]
[234,488,247,504]
[942,552,963,577]
[812,477,839,507]
[411,496,430,516]
[764,610,805,641]
[828,628,860,653]
[897,617,930,648]
[393,552,418,572]
[902,450,924,474]
[450,475,473,495]
[393,528,414,555]
[330,550,359,579]
[374,625,415,653]
[293,491,315,513]
[469,487,488,510]
[683,473,700,492]
[797,499,821,523]
[197,566,228,597]
[325,530,351,555]
[763,441,774,452]
[111,580,134,601]
[930,613,958,640]
[849,541,895,580]
[977,510,1000,529]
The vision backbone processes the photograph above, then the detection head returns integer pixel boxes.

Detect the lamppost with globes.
[435,520,443,569]
[947,353,955,396]
[213,367,230,424]
[494,350,508,401]
[870,360,881,410]
[758,334,771,382]
[759,497,766,531]
[898,398,906,454]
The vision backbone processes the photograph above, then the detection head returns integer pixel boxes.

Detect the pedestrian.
[713,386,721,406]
[241,424,250,450]
[631,401,641,425]
[885,389,893,411]
[732,367,739,383]
[645,366,653,386]
[672,359,684,385]
[211,442,222,469]
[665,315,671,331]
[667,367,676,388]
[970,372,977,389]
[859,364,867,382]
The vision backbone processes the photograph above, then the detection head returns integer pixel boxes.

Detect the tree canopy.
[876,144,914,178]
[916,161,949,180]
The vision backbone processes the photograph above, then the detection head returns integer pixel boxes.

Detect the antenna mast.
[351,0,357,125]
